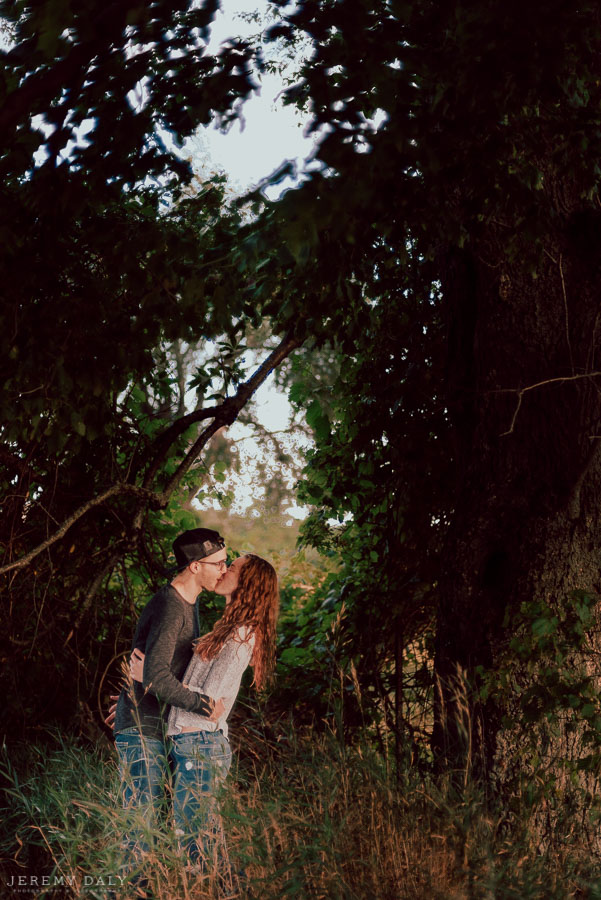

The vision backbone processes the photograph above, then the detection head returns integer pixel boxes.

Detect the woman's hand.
[130,648,145,683]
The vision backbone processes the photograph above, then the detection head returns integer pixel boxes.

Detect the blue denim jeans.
[169,730,232,867]
[115,729,171,869]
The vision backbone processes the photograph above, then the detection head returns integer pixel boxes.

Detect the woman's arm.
[199,631,254,702]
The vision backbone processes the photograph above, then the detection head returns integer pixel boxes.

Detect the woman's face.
[214,555,248,597]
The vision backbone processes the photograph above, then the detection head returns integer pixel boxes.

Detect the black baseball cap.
[172,528,226,569]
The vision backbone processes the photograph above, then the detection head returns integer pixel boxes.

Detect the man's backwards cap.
[172,528,226,569]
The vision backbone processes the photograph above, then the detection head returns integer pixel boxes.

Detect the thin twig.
[498,371,601,436]
[64,550,122,644]
[558,253,574,375]
[544,248,574,374]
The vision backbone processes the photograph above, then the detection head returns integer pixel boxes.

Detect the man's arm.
[131,649,225,721]
[143,599,214,715]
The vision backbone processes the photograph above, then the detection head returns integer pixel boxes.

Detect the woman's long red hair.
[193,554,279,690]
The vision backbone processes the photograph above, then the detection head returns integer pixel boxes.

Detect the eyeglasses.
[196,560,228,570]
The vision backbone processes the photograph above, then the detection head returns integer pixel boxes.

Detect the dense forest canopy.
[3,2,601,839]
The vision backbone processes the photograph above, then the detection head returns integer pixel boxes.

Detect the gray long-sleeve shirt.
[167,626,254,739]
[114,584,212,739]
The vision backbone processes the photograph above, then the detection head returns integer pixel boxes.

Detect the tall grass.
[2,724,601,899]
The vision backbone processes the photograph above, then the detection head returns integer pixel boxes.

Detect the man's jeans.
[169,730,232,866]
[115,729,171,868]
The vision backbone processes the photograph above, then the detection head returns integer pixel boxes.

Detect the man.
[112,527,228,884]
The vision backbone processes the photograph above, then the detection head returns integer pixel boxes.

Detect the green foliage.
[0,0,296,735]
[244,0,601,785]
[468,589,601,841]
[0,0,260,187]
[478,591,601,764]
[271,317,442,749]
[4,0,601,816]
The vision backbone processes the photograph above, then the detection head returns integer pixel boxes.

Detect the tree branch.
[141,329,302,496]
[498,371,601,436]
[159,330,302,501]
[2,331,303,576]
[0,484,158,576]
[141,404,223,489]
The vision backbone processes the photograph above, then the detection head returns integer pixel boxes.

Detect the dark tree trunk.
[433,207,601,789]
[395,624,404,783]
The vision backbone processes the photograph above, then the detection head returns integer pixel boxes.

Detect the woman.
[131,553,279,872]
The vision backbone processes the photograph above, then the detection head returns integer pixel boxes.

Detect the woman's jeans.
[115,729,231,870]
[170,730,232,866]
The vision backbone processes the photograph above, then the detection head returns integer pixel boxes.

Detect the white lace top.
[166,626,255,739]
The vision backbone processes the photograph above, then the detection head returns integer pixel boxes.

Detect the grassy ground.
[2,725,601,899]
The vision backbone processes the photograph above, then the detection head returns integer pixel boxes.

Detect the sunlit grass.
[2,726,601,899]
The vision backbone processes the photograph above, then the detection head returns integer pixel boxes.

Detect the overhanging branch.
[141,331,302,490]
[0,484,157,577]
[134,329,302,525]
[1,330,303,577]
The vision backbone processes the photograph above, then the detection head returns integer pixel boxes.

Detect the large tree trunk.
[433,211,601,818]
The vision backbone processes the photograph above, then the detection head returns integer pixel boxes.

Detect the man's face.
[190,548,227,592]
